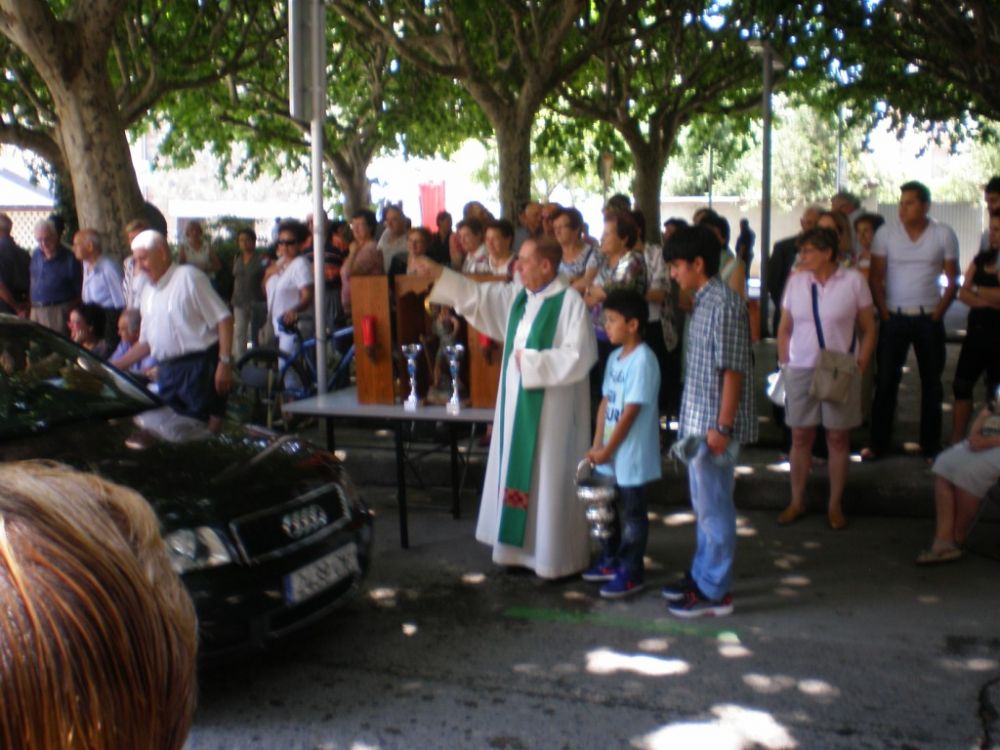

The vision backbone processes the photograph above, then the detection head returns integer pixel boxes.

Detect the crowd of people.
[1,176,998,612]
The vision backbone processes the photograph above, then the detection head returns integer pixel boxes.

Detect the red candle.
[361,315,376,348]
[478,332,491,349]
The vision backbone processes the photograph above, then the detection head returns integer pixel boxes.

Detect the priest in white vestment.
[415,237,597,578]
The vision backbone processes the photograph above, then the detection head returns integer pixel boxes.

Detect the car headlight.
[165,527,233,574]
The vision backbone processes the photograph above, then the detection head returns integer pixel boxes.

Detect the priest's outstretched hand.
[411,256,444,281]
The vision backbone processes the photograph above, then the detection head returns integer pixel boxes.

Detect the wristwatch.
[715,423,734,437]
[219,355,232,365]
[972,284,980,295]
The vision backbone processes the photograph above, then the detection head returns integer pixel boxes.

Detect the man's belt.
[890,306,930,316]
[31,300,73,308]
[158,343,219,366]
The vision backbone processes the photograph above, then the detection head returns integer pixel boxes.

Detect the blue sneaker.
[667,588,734,619]
[599,571,645,599]
[581,562,616,582]
[660,572,695,601]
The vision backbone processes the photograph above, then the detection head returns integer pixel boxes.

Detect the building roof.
[0,168,55,209]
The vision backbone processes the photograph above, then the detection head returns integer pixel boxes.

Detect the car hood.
[0,407,348,531]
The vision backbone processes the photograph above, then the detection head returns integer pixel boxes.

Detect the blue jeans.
[599,484,650,581]
[870,313,945,455]
[688,440,739,601]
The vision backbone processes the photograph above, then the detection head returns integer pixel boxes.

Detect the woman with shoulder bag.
[776,227,877,529]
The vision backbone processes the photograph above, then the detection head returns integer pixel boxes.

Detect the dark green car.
[0,315,373,658]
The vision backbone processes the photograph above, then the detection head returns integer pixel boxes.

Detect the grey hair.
[34,219,57,237]
[77,228,102,254]
[119,308,142,335]
[131,229,168,254]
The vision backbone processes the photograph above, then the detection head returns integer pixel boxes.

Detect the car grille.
[228,482,351,563]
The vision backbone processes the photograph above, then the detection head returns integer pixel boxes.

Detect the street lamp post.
[750,40,783,340]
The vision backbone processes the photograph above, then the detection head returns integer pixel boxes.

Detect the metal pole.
[836,106,844,191]
[759,45,773,339]
[708,142,714,209]
[310,0,328,393]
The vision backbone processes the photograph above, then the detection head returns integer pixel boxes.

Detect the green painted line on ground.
[502,606,741,641]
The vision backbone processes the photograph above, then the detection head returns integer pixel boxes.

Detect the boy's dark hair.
[900,180,931,204]
[603,288,647,338]
[985,176,1000,195]
[663,224,722,277]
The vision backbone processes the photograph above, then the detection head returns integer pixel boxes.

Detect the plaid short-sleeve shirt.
[679,277,757,444]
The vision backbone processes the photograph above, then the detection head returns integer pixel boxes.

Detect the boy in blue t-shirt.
[583,288,662,598]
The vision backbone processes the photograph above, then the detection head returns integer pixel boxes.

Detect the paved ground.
[186,487,999,750]
[184,339,1000,749]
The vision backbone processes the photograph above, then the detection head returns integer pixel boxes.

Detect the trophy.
[401,343,423,412]
[575,459,618,539]
[443,343,465,415]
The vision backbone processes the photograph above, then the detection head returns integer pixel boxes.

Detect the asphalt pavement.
[185,339,1000,750]
[186,486,999,749]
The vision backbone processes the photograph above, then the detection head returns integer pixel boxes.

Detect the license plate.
[284,543,359,605]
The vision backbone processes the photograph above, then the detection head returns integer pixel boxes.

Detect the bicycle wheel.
[234,349,309,430]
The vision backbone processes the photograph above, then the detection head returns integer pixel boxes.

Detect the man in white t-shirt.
[866,181,958,460]
[269,219,315,357]
[112,230,233,430]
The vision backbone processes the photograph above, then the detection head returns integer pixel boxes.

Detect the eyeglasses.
[276,239,298,246]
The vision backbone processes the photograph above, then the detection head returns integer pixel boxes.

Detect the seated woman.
[0,460,197,750]
[67,302,111,359]
[919,389,1000,564]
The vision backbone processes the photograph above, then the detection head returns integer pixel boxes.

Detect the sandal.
[828,508,848,530]
[915,546,963,565]
[777,505,806,525]
[859,448,880,462]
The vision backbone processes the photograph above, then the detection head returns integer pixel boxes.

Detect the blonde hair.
[0,461,197,750]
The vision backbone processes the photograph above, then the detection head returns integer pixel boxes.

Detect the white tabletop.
[283,387,495,424]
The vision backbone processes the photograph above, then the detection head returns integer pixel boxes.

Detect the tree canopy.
[329,0,642,219]
[155,10,486,218]
[0,0,283,251]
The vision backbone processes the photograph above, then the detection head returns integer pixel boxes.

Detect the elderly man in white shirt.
[112,230,233,430]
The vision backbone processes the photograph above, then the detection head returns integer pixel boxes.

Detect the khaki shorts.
[783,365,862,431]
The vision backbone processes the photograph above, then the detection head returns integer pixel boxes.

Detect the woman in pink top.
[776,227,877,529]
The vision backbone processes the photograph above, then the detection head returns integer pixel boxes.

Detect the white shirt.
[462,244,488,273]
[270,255,313,330]
[83,255,125,309]
[377,230,408,272]
[139,264,231,360]
[872,218,958,309]
[643,242,667,321]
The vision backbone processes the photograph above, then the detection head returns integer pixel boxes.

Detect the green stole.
[496,286,567,547]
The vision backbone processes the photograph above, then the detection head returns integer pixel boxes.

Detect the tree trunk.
[494,115,532,222]
[53,82,144,258]
[631,145,667,245]
[329,148,372,217]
